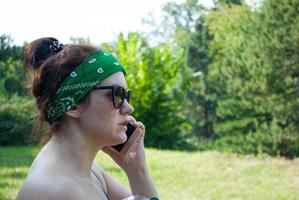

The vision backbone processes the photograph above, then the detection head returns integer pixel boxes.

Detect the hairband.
[46,51,127,123]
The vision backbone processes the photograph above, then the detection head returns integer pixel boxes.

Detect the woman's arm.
[102,119,159,199]
[125,165,158,198]
[103,148,158,198]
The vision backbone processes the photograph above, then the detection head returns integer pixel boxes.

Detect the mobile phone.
[111,123,141,156]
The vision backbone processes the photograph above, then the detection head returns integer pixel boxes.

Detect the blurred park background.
[0,0,299,199]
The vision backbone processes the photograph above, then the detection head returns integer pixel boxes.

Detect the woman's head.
[73,72,134,146]
[24,37,133,143]
[24,38,98,121]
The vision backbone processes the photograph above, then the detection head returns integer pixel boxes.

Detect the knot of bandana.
[46,51,126,123]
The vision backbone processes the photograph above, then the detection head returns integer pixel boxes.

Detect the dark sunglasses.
[93,85,131,109]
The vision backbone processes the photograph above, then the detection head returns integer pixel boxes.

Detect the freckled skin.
[17,72,158,200]
[77,72,134,147]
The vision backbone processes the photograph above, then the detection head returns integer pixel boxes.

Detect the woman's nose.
[120,99,134,115]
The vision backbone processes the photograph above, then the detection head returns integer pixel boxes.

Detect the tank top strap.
[90,170,110,200]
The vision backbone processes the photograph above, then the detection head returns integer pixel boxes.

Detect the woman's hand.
[102,116,146,173]
[102,117,158,198]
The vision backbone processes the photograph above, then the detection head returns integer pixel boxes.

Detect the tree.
[205,0,299,156]
[0,35,26,96]
[160,0,219,139]
[69,37,91,44]
[103,32,192,149]
[0,34,23,61]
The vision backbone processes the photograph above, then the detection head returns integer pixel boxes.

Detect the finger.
[132,121,145,137]
[138,122,145,132]
[133,127,144,142]
[131,121,144,130]
[128,115,136,123]
[134,127,142,134]
[127,116,144,130]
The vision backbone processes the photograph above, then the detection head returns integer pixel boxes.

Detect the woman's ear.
[65,106,80,118]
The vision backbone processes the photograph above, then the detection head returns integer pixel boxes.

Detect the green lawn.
[0,146,298,200]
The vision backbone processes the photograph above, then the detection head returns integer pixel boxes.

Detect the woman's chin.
[115,132,127,144]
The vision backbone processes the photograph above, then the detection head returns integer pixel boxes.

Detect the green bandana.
[46,51,126,123]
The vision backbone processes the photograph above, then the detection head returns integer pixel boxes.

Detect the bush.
[197,119,299,158]
[4,76,26,96]
[0,95,35,145]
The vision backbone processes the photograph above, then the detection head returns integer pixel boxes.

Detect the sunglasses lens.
[114,86,125,108]
[125,90,130,102]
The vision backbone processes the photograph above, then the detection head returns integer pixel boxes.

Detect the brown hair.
[23,37,99,143]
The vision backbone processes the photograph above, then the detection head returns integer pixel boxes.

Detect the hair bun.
[23,37,63,70]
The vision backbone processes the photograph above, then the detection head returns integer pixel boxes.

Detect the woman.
[16,38,158,200]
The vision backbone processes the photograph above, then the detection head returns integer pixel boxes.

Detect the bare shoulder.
[92,162,131,198]
[91,162,105,176]
[92,162,113,181]
[91,162,107,187]
[16,174,85,200]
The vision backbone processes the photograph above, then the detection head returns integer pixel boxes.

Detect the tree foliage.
[204,0,299,156]
[0,0,299,157]
[103,33,193,149]
[145,0,299,156]
[162,0,218,140]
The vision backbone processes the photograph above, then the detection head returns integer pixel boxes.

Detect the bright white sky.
[0,0,214,45]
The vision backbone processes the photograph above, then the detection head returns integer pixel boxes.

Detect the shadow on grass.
[1,170,28,180]
[0,146,38,167]
[0,146,38,199]
[0,154,35,168]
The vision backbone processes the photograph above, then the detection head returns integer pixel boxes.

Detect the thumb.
[102,146,122,161]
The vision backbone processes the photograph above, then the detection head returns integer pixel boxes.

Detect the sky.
[0,0,214,45]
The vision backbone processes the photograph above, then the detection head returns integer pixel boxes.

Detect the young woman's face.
[78,72,134,146]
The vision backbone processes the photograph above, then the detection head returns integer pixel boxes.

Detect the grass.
[0,146,299,200]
